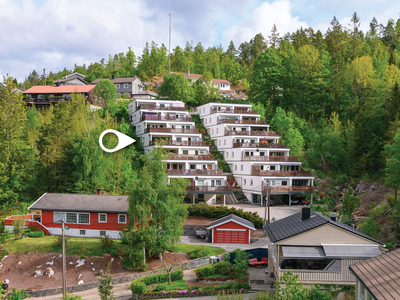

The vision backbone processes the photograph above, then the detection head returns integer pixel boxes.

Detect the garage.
[207,214,256,244]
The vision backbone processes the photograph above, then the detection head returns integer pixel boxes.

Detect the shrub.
[28,231,44,238]
[214,261,232,276]
[170,270,184,281]
[131,279,146,294]
[62,292,82,300]
[100,235,114,248]
[110,249,118,256]
[154,285,167,291]
[232,282,251,290]
[189,246,211,259]
[194,265,214,280]
[203,286,212,291]
[215,282,234,290]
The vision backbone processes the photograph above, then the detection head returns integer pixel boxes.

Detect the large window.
[99,213,107,223]
[118,214,127,224]
[53,212,90,224]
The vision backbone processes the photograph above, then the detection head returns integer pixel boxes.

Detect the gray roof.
[29,193,129,214]
[349,248,400,300]
[91,77,138,84]
[207,214,256,231]
[265,210,382,244]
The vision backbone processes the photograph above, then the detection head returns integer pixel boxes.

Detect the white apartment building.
[129,99,232,204]
[197,102,314,205]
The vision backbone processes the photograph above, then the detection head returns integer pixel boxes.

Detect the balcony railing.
[138,104,186,111]
[252,166,310,176]
[263,186,314,193]
[166,154,215,160]
[232,142,287,148]
[211,107,258,114]
[243,155,298,162]
[217,118,267,125]
[149,140,207,146]
[141,116,192,122]
[225,130,277,136]
[25,98,67,103]
[167,169,223,176]
[145,128,200,134]
[187,185,233,193]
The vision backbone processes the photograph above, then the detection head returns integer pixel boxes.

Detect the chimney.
[330,216,337,221]
[301,207,310,221]
[96,188,102,195]
[112,75,115,79]
[187,70,190,75]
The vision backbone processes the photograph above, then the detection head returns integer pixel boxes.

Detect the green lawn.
[168,244,225,256]
[4,236,224,257]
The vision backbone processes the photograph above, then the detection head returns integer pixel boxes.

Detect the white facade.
[197,102,314,205]
[129,99,232,204]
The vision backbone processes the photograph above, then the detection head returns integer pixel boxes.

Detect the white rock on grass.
[69,262,73,265]
[18,261,22,265]
[46,261,54,265]
[76,259,85,268]
[78,280,84,285]
[92,268,95,271]
[110,258,114,262]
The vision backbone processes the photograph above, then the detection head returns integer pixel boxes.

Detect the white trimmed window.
[100,231,106,236]
[235,165,237,171]
[54,212,90,224]
[241,165,243,171]
[115,84,120,89]
[224,139,226,145]
[124,83,128,88]
[99,213,107,223]
[80,230,86,235]
[251,180,253,186]
[118,214,127,224]
[244,179,247,185]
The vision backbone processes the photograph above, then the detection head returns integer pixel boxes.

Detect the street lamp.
[264,180,271,226]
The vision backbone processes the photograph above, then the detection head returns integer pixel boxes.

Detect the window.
[55,212,89,224]
[216,180,222,185]
[224,139,226,145]
[79,213,90,224]
[100,231,106,237]
[282,181,288,186]
[80,230,86,235]
[99,213,107,223]
[209,117,211,123]
[183,150,188,155]
[219,140,221,146]
[251,180,253,186]
[270,166,276,170]
[244,179,247,185]
[232,152,234,157]
[124,83,128,88]
[118,214,127,224]
[216,128,218,134]
[115,84,120,89]
[212,129,214,134]
[66,212,77,223]
[241,165,243,171]
[190,164,196,169]
[360,284,365,300]
[235,165,237,171]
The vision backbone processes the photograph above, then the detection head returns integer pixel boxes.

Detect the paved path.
[220,204,301,221]
[179,236,269,252]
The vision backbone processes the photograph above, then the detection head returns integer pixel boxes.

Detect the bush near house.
[194,261,233,280]
[187,204,263,229]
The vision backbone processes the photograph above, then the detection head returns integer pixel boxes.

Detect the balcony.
[243,155,298,162]
[263,186,314,193]
[149,140,207,146]
[145,127,200,134]
[25,98,67,104]
[141,115,192,122]
[225,130,277,136]
[232,142,287,148]
[217,118,267,125]
[252,166,310,176]
[165,154,215,160]
[211,107,258,114]
[138,104,186,111]
[167,169,223,176]
[187,185,233,193]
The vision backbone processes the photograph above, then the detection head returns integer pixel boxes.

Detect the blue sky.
[1,0,399,82]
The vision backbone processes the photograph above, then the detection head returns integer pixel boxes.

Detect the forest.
[2,14,400,243]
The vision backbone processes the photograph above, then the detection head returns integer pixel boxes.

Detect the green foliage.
[187,204,263,228]
[130,270,184,294]
[154,285,167,291]
[100,235,114,248]
[94,79,117,108]
[385,127,400,201]
[62,292,82,300]
[27,230,44,238]
[274,271,309,300]
[194,265,214,280]
[189,246,212,259]
[214,261,233,276]
[340,188,361,222]
[98,262,115,300]
[6,288,29,300]
[125,148,189,270]
[231,249,251,283]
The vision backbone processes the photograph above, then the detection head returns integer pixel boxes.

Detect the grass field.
[4,236,224,257]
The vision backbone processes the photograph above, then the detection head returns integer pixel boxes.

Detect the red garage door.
[214,230,247,243]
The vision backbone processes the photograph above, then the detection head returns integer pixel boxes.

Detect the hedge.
[195,261,233,280]
[131,270,184,294]
[194,265,214,280]
[187,204,263,228]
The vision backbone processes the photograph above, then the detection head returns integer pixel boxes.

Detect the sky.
[1,0,400,82]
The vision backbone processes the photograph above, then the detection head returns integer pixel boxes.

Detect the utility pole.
[43,68,46,86]
[62,218,66,297]
[168,13,172,71]
[263,181,270,226]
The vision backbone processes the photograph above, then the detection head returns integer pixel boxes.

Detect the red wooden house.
[207,214,256,244]
[5,193,129,239]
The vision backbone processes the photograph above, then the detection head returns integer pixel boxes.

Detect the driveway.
[222,204,300,221]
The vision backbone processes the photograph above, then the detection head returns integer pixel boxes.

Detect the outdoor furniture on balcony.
[167,169,223,176]
[138,104,186,111]
[165,154,215,160]
[252,166,311,176]
[249,258,258,266]
[225,130,277,136]
[217,118,267,125]
[145,127,200,134]
[211,107,258,114]
[140,115,192,122]
[149,140,207,146]
[243,155,298,162]
[232,142,287,148]
[263,185,314,193]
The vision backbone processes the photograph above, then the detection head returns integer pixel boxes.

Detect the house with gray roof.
[91,76,157,99]
[5,192,129,239]
[349,248,400,300]
[54,72,88,86]
[265,207,384,285]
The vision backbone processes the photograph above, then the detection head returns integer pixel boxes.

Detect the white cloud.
[223,0,309,46]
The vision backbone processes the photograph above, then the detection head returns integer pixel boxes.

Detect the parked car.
[262,198,274,206]
[290,199,299,205]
